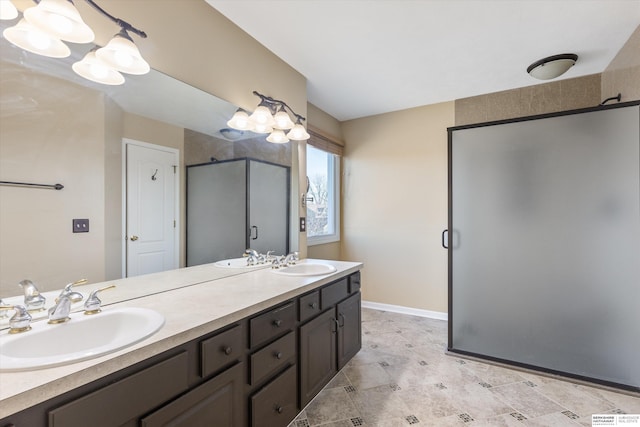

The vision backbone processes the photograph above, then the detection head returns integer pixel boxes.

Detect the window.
[306,145,340,245]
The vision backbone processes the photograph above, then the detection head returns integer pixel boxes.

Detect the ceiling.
[206,0,640,121]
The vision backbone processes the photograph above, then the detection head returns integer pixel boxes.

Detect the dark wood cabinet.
[299,308,338,407]
[0,271,362,427]
[299,279,362,408]
[141,362,244,427]
[337,292,362,370]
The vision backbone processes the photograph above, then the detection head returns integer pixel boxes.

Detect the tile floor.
[288,308,640,427]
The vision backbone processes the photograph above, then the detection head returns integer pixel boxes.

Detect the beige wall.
[341,102,454,313]
[0,67,109,295]
[601,25,640,102]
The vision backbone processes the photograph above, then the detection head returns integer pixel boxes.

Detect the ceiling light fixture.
[527,53,578,80]
[227,91,310,143]
[1,0,149,85]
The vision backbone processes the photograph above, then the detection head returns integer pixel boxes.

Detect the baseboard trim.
[361,300,448,321]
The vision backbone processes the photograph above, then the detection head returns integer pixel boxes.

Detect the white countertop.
[0,259,363,418]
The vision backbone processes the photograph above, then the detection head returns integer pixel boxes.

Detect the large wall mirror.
[0,23,295,300]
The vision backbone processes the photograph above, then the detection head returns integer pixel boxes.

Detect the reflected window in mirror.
[306,145,340,245]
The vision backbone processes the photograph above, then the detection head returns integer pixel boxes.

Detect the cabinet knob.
[223,346,233,355]
[273,319,282,327]
[275,405,284,414]
[275,352,283,359]
[309,302,318,309]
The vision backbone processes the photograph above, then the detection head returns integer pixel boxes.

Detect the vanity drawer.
[201,324,243,378]
[250,331,295,385]
[251,364,298,427]
[321,278,348,309]
[349,272,361,293]
[250,302,295,348]
[49,352,189,427]
[299,290,320,322]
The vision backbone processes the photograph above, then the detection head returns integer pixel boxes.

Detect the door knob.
[130,235,139,241]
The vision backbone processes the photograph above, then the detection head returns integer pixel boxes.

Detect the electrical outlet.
[72,219,89,233]
[299,217,306,232]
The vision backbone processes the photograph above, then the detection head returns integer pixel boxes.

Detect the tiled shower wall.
[454,74,602,126]
[455,25,640,127]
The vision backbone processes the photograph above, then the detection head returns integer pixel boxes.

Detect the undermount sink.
[271,263,337,277]
[213,258,271,269]
[0,307,164,371]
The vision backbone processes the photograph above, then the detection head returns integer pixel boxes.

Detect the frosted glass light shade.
[273,108,294,129]
[266,130,289,144]
[24,0,94,43]
[252,122,273,134]
[249,105,275,126]
[3,19,70,58]
[0,0,18,20]
[96,32,150,75]
[227,109,254,131]
[72,50,124,85]
[527,54,578,80]
[287,123,310,141]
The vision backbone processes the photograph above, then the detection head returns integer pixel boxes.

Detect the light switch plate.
[299,217,306,232]
[72,218,89,233]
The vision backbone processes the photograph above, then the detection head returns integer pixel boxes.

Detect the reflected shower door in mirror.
[0,26,296,299]
[186,159,290,266]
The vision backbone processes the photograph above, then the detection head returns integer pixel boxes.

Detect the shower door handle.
[442,230,448,249]
[250,226,258,240]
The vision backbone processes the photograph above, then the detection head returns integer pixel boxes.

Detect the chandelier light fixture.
[227,91,310,143]
[1,0,149,85]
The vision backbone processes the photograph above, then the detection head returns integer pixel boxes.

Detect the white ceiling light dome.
[23,0,94,43]
[527,54,578,80]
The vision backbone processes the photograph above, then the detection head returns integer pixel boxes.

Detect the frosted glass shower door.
[449,105,640,389]
[248,160,289,255]
[186,160,246,266]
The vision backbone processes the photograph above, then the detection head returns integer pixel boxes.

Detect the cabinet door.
[299,308,337,407]
[337,292,362,370]
[141,362,244,427]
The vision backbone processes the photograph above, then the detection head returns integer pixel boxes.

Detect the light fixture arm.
[83,0,147,38]
[252,91,306,123]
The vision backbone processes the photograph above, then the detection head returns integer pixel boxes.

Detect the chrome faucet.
[56,278,88,304]
[18,279,46,312]
[0,305,32,333]
[283,252,299,265]
[244,249,260,265]
[84,284,116,315]
[48,295,73,324]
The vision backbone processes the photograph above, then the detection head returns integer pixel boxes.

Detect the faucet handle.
[56,278,89,303]
[84,285,116,315]
[0,305,32,334]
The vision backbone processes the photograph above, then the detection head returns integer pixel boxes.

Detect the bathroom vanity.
[0,259,363,427]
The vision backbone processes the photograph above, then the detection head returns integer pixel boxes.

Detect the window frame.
[306,147,341,246]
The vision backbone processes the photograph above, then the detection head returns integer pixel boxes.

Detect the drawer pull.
[223,346,233,355]
[273,319,282,327]
[309,302,318,309]
[275,352,283,359]
[276,405,284,414]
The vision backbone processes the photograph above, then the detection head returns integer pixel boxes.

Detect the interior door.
[248,160,289,255]
[126,142,178,277]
